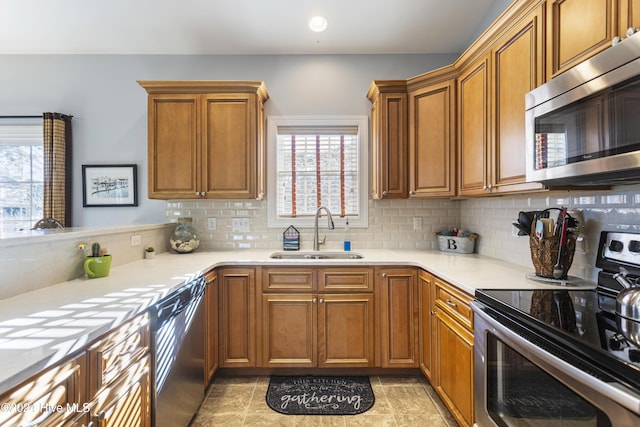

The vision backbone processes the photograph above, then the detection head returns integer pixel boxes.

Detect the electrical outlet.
[130,235,141,246]
[232,218,250,232]
[413,217,423,231]
[207,217,217,230]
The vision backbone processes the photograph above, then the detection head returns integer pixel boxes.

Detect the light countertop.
[0,248,594,393]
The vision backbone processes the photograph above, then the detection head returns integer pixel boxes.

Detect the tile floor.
[190,375,458,426]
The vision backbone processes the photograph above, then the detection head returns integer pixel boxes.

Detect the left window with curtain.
[0,117,43,234]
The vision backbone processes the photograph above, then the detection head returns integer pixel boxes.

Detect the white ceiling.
[0,0,499,55]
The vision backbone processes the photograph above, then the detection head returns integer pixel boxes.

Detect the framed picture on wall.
[82,164,138,207]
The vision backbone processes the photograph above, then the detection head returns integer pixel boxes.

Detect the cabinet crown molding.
[366,80,408,100]
[137,80,269,101]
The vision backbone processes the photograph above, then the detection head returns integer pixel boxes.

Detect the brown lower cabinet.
[260,267,375,368]
[0,312,151,427]
[377,267,419,368]
[218,267,257,368]
[2,264,476,427]
[432,276,475,427]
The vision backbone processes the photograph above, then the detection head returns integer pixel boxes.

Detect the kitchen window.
[0,118,43,234]
[267,116,368,228]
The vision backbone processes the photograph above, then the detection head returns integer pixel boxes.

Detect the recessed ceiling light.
[309,16,328,32]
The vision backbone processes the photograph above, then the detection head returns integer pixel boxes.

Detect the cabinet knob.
[382,190,388,196]
[431,311,436,316]
[313,298,317,303]
[409,191,415,196]
[195,192,199,196]
[487,185,492,191]
[382,273,387,278]
[482,185,487,190]
[319,298,324,303]
[201,192,206,196]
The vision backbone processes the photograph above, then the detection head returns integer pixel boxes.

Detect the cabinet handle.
[313,298,317,303]
[445,299,458,308]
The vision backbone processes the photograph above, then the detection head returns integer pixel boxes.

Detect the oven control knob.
[629,240,640,253]
[609,240,624,252]
[609,333,627,351]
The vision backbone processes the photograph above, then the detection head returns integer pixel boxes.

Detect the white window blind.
[277,127,359,218]
[267,116,368,229]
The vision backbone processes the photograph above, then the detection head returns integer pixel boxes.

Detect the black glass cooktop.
[475,288,640,391]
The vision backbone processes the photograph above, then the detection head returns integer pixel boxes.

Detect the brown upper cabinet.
[407,66,458,198]
[457,1,546,196]
[367,81,408,199]
[138,81,268,200]
[370,0,640,198]
[547,0,640,78]
[547,0,614,78]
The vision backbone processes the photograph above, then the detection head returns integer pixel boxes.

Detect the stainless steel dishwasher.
[150,276,206,427]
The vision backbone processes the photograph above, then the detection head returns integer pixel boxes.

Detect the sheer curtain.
[42,112,72,226]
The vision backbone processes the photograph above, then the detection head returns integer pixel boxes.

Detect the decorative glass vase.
[170,218,200,253]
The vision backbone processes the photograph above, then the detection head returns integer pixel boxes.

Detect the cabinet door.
[219,267,257,367]
[0,353,87,427]
[434,311,474,427]
[318,294,375,367]
[458,55,491,196]
[547,0,617,78]
[367,81,408,200]
[201,93,259,199]
[409,79,456,197]
[418,270,434,382]
[379,268,419,368]
[492,4,546,194]
[91,354,151,427]
[205,270,218,384]
[261,294,317,367]
[147,94,200,199]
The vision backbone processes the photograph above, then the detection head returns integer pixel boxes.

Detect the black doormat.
[266,376,375,415]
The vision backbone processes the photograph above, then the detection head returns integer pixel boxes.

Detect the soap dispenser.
[343,218,351,251]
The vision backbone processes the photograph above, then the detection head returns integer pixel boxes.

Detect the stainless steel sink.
[270,251,364,260]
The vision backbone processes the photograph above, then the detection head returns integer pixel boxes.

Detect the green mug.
[84,255,112,279]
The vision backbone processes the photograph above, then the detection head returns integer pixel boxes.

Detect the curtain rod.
[0,115,41,118]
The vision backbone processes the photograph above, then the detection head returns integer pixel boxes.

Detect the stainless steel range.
[472,231,640,427]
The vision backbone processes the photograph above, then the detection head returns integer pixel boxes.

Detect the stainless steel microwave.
[525,31,640,186]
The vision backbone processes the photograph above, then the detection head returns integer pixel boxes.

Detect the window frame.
[0,117,44,233]
[266,115,369,229]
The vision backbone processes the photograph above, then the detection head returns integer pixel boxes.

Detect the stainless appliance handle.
[472,301,640,416]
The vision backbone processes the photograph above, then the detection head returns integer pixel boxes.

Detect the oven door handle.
[473,302,640,417]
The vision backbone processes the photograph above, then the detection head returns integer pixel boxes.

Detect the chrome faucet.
[313,206,335,251]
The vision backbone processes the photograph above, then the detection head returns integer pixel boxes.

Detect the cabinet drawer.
[434,278,473,330]
[318,268,374,292]
[262,268,315,291]
[88,312,150,395]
